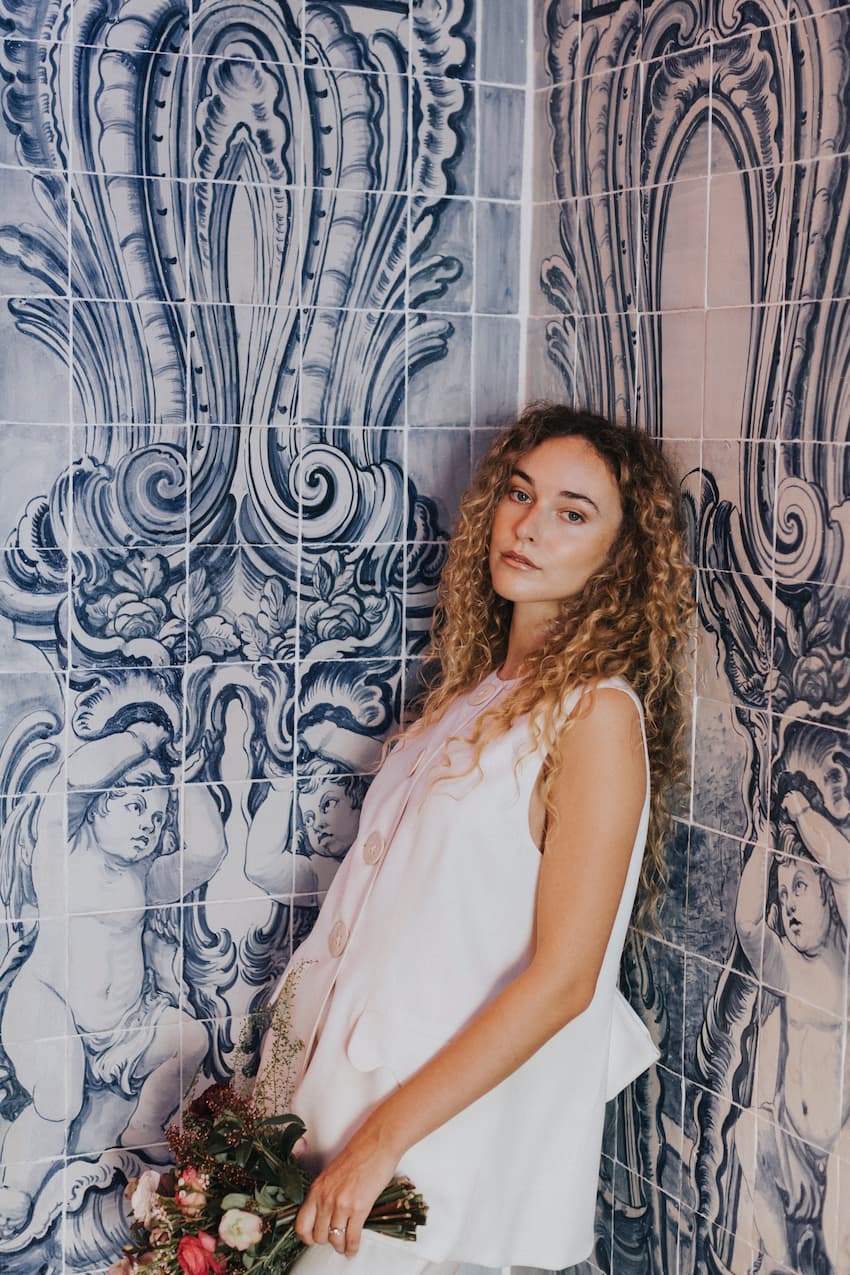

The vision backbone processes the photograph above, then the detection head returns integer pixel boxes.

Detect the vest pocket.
[345,1005,453,1084]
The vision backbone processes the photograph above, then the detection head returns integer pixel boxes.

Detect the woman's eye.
[508,487,531,503]
[561,509,585,524]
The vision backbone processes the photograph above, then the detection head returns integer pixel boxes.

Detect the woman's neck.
[500,604,556,679]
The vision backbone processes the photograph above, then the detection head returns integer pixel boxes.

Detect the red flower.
[176,1232,225,1275]
[188,1083,235,1120]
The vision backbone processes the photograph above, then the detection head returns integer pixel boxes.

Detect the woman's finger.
[328,1213,349,1253]
[311,1193,334,1247]
[294,1194,318,1246]
[344,1212,366,1258]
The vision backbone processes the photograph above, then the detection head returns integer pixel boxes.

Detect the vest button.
[328,920,348,957]
[362,832,385,865]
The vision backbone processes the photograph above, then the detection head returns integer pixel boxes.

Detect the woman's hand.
[294,1121,401,1257]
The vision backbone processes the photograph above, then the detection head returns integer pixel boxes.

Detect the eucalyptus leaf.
[221,1193,251,1209]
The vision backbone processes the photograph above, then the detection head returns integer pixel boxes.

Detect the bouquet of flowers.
[111,1082,428,1275]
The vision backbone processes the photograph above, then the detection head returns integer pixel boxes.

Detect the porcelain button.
[362,831,385,865]
[328,920,348,958]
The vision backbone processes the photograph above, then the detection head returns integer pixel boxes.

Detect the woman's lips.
[501,550,539,570]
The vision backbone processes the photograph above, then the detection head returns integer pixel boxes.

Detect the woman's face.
[488,435,624,620]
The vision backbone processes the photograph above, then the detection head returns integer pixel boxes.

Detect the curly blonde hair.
[408,402,695,929]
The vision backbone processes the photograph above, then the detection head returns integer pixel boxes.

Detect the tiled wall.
[530,1,850,1273]
[0,2,525,1270]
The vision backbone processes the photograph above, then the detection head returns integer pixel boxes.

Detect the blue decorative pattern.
[535,1,850,1271]
[0,1,529,1269]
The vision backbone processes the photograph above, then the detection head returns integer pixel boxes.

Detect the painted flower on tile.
[85,553,170,641]
[238,576,297,660]
[302,551,388,650]
[165,566,241,662]
[791,649,850,708]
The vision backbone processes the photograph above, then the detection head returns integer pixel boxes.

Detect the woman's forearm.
[360,962,595,1160]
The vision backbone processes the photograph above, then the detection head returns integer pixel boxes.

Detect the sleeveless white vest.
[257,673,658,1270]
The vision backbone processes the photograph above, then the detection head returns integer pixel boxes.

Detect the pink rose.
[176,1168,208,1218]
[218,1207,264,1251]
[176,1232,225,1275]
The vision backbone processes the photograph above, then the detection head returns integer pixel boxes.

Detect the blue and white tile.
[407,311,473,427]
[782,298,850,442]
[411,196,473,313]
[185,660,296,778]
[0,36,71,171]
[644,179,708,311]
[472,314,521,425]
[524,313,575,405]
[70,425,188,550]
[642,309,704,439]
[475,200,521,314]
[73,1,189,54]
[788,8,850,162]
[477,84,525,199]
[412,75,476,198]
[0,297,69,424]
[69,173,187,304]
[71,300,188,425]
[190,302,299,426]
[191,179,299,307]
[479,0,528,86]
[305,1,409,74]
[69,548,188,671]
[0,674,65,799]
[0,166,69,297]
[299,307,402,430]
[407,427,470,535]
[297,657,403,774]
[70,49,190,180]
[691,699,765,841]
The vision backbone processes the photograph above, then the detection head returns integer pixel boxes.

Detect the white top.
[257,673,658,1270]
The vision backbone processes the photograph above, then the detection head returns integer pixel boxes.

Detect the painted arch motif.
[540,0,850,1271]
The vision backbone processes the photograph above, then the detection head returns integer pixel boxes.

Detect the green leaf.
[242,1255,255,1269]
[279,1121,308,1158]
[221,1193,251,1210]
[255,1184,282,1209]
[234,1141,252,1168]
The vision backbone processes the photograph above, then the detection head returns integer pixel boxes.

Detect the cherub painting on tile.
[0,679,229,1244]
[733,724,850,1274]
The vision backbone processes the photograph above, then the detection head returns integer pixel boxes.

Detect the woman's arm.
[295,687,647,1255]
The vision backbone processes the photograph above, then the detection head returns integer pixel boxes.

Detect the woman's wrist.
[360,1100,412,1163]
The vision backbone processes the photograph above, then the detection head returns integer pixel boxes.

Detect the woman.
[256,403,693,1273]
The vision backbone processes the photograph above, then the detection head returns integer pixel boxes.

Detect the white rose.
[129,1169,161,1227]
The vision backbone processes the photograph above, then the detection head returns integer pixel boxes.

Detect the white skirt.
[291,1228,463,1274]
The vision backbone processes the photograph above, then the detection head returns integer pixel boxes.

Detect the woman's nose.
[515,506,539,541]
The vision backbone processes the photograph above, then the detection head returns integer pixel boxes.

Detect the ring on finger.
[328,1226,346,1238]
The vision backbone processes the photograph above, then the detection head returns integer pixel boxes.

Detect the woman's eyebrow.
[512,467,600,513]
